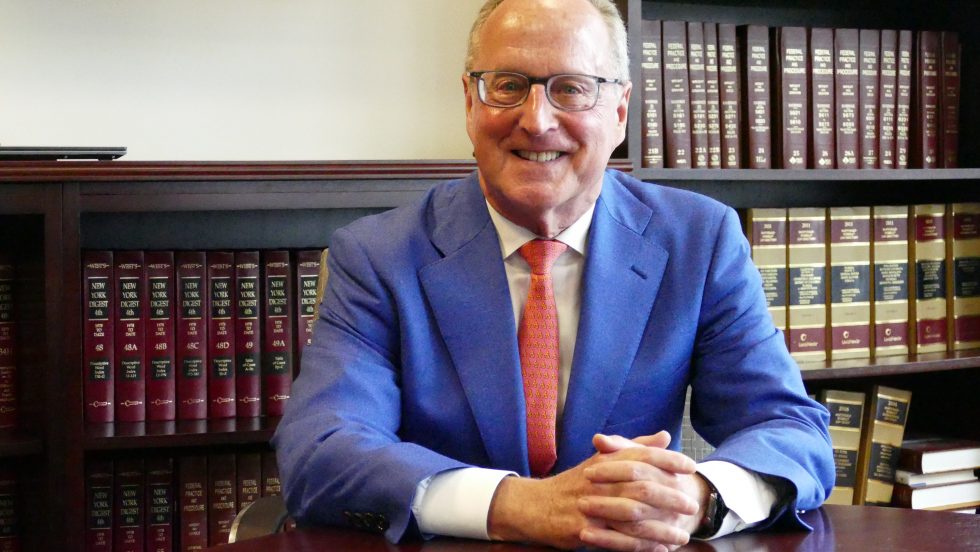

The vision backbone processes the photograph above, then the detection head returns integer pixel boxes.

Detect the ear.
[462,73,475,118]
[615,80,632,141]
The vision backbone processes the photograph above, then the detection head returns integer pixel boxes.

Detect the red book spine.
[0,466,20,552]
[704,23,722,168]
[260,450,281,497]
[662,20,692,168]
[895,30,914,168]
[208,453,237,547]
[835,28,860,169]
[235,252,262,417]
[776,27,809,169]
[237,452,262,513]
[640,19,665,168]
[84,251,114,423]
[178,456,208,551]
[0,258,16,429]
[810,28,835,168]
[113,458,143,552]
[878,30,899,169]
[263,251,293,417]
[740,24,772,168]
[718,24,741,168]
[145,252,175,421]
[207,252,236,419]
[914,31,941,168]
[145,457,174,552]
[688,22,709,168]
[940,32,960,168]
[294,250,321,372]
[859,29,880,168]
[86,459,113,552]
[176,252,207,420]
[114,251,146,422]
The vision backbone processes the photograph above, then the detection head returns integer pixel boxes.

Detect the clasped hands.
[488,431,709,552]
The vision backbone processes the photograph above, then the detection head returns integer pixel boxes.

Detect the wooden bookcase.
[0,0,978,549]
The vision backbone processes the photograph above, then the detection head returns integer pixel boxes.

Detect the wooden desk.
[210,505,980,551]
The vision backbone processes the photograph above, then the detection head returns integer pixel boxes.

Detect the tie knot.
[519,239,568,275]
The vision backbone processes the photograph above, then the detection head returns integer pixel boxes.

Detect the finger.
[589,447,697,475]
[608,519,691,547]
[580,483,699,517]
[580,524,686,552]
[631,431,671,449]
[593,431,671,454]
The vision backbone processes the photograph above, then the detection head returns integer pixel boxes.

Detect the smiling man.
[273,1,834,551]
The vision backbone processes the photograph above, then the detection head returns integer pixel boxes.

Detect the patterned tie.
[517,239,567,477]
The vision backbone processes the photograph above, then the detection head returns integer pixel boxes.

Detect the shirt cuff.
[411,467,516,540]
[695,461,779,539]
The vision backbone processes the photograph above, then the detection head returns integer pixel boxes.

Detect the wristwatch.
[692,474,729,539]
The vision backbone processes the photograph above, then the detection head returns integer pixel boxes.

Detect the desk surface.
[211,505,980,551]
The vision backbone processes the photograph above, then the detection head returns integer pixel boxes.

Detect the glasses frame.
[467,71,624,112]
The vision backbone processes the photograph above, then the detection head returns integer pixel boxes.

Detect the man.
[273,0,834,550]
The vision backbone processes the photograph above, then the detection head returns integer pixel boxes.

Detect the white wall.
[0,0,483,161]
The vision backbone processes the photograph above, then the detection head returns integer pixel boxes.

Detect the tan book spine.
[949,203,980,350]
[854,385,912,505]
[911,204,948,354]
[872,206,911,357]
[818,390,866,505]
[747,208,788,335]
[788,208,828,364]
[829,207,872,359]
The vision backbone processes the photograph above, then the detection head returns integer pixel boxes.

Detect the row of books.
[820,386,979,512]
[746,203,980,363]
[0,256,15,428]
[640,20,961,169]
[82,249,328,423]
[86,450,284,552]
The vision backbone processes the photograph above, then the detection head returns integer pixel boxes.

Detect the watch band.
[691,473,729,539]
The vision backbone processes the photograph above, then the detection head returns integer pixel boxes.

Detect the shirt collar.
[485,200,594,260]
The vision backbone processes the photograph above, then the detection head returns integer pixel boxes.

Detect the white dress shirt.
[411,201,777,540]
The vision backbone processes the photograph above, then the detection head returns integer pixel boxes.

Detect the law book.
[747,208,788,336]
[911,205,948,354]
[857,29,880,169]
[898,436,980,474]
[207,252,236,419]
[260,450,281,497]
[854,385,912,505]
[717,24,741,168]
[235,252,262,417]
[829,207,872,359]
[872,206,911,357]
[0,466,19,552]
[940,32,960,168]
[295,250,322,369]
[640,19,665,168]
[774,27,808,169]
[787,208,827,363]
[236,452,262,514]
[263,251,293,417]
[0,258,15,429]
[114,251,147,422]
[818,389,866,505]
[896,468,979,487]
[178,455,208,551]
[703,23,722,168]
[208,453,237,547]
[878,30,899,169]
[834,29,860,169]
[145,251,176,421]
[83,251,114,423]
[662,21,692,168]
[895,30,914,168]
[740,24,772,168]
[809,28,836,169]
[892,480,980,511]
[913,30,941,168]
[145,457,174,552]
[949,203,980,350]
[688,22,709,168]
[176,252,207,420]
[85,459,113,552]
[113,457,144,552]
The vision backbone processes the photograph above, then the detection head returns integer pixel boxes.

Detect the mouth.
[513,150,566,163]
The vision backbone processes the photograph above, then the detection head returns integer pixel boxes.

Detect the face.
[464,0,631,236]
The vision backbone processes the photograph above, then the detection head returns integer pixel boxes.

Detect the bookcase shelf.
[800,349,980,380]
[83,417,280,451]
[0,432,44,458]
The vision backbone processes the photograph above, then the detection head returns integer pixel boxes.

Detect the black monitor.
[0,146,127,161]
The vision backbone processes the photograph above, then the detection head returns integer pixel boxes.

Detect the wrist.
[691,473,729,539]
[487,476,537,542]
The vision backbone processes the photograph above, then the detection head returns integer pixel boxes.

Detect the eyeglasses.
[467,71,623,112]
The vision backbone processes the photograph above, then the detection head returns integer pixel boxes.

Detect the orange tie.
[518,239,567,477]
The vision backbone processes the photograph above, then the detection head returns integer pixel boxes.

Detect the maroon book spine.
[145,457,174,552]
[207,252,236,419]
[84,251,114,423]
[640,19,665,168]
[834,28,860,169]
[810,28,835,168]
[145,252,175,421]
[859,29,880,169]
[86,459,113,552]
[176,252,207,420]
[263,251,293,417]
[704,23,722,168]
[878,30,899,169]
[662,20,692,168]
[178,456,208,551]
[113,458,143,552]
[914,30,941,168]
[0,258,16,429]
[688,22,709,168]
[0,465,19,552]
[235,252,262,417]
[295,250,321,372]
[895,30,914,168]
[236,452,262,514]
[740,24,772,168]
[776,27,809,169]
[208,453,237,547]
[718,24,741,168]
[260,450,281,497]
[940,31,960,168]
[114,251,146,422]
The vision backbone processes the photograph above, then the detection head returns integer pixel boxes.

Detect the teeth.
[516,150,561,162]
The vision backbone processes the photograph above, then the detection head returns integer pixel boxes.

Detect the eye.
[491,76,527,94]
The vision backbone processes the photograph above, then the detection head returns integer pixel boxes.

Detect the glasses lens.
[547,75,599,111]
[480,72,529,107]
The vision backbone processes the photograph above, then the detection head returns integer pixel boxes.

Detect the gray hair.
[464,0,630,81]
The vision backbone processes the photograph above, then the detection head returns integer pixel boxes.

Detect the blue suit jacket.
[272,170,834,541]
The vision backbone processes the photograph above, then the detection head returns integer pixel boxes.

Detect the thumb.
[592,431,671,453]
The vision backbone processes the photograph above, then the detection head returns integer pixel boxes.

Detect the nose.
[518,84,559,136]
